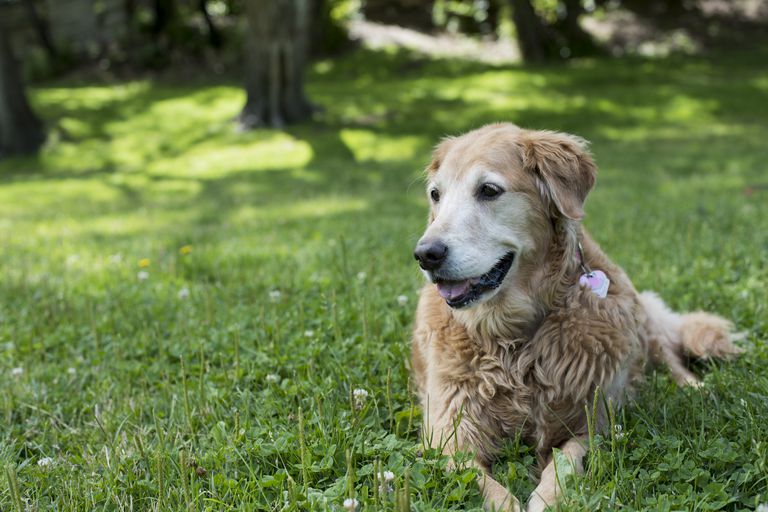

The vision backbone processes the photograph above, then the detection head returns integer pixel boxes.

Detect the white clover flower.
[265,374,280,384]
[177,287,190,299]
[109,253,123,264]
[614,424,625,440]
[378,468,396,495]
[304,330,315,338]
[37,457,53,468]
[11,367,23,377]
[269,290,281,302]
[397,295,408,306]
[740,398,747,407]
[356,272,366,281]
[67,367,76,375]
[137,271,149,281]
[343,498,359,511]
[353,388,369,410]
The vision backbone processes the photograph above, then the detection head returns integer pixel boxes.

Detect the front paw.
[482,478,521,512]
[525,493,550,512]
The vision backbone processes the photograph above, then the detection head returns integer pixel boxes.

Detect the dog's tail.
[638,291,743,386]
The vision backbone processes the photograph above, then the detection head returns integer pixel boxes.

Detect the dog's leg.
[526,437,587,512]
[431,426,521,511]
[479,468,522,512]
[639,291,742,387]
[423,394,521,512]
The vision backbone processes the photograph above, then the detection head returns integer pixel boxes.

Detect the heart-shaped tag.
[579,269,610,298]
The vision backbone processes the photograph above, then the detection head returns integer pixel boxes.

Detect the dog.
[410,123,741,511]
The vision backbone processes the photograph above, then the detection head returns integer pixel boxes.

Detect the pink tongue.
[436,280,471,300]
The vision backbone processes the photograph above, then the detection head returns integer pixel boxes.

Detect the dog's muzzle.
[431,251,516,308]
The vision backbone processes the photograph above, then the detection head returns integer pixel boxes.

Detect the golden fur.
[411,123,741,511]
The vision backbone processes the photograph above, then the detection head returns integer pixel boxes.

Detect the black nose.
[414,240,448,271]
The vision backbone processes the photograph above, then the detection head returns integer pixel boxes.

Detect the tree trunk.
[0,29,45,159]
[238,0,314,130]
[556,0,598,56]
[152,0,179,55]
[561,0,585,34]
[509,0,554,63]
[309,0,351,57]
[22,0,58,61]
[362,0,435,32]
[152,0,177,35]
[199,0,222,48]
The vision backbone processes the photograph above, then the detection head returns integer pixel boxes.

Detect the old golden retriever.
[410,123,741,511]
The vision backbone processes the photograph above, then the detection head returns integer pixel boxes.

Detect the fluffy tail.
[639,291,743,387]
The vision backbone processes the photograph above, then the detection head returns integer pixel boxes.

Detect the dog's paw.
[482,478,521,512]
[526,493,551,512]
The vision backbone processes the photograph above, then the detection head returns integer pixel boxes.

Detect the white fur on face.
[419,163,536,288]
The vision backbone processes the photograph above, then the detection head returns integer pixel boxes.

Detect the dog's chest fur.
[412,274,646,460]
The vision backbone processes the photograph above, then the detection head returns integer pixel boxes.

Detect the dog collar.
[577,241,610,298]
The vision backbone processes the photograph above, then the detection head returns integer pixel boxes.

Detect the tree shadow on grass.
[1,46,766,244]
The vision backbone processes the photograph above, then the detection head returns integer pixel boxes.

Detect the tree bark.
[22,0,58,61]
[509,0,554,63]
[152,0,177,35]
[561,0,585,32]
[199,0,222,48]
[0,28,45,159]
[361,0,434,32]
[238,0,314,130]
[556,0,598,55]
[151,0,179,55]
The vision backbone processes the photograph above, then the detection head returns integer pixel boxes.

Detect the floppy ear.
[520,130,597,220]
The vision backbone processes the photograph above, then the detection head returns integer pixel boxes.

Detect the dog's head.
[414,123,597,309]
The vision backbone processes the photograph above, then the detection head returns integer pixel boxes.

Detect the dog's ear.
[520,130,597,220]
[425,136,455,175]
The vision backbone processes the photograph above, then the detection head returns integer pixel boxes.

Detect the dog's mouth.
[433,252,516,309]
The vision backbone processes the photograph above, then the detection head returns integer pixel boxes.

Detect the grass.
[1,47,767,510]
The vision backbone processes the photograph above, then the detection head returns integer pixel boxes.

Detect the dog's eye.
[430,188,440,202]
[478,183,503,200]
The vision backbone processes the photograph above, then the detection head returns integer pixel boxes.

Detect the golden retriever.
[410,123,741,511]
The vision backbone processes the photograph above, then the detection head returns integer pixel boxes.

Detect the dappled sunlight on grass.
[148,134,314,177]
[340,129,422,162]
[1,48,765,296]
[0,178,123,219]
[29,83,246,174]
[1,47,767,510]
[231,196,368,224]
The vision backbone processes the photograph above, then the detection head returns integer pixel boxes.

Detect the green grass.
[1,47,768,510]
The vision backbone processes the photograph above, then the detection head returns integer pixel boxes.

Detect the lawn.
[1,47,767,510]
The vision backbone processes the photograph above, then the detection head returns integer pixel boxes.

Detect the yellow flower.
[179,245,193,255]
[138,258,150,268]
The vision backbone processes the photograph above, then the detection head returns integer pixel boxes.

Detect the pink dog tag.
[579,270,610,298]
